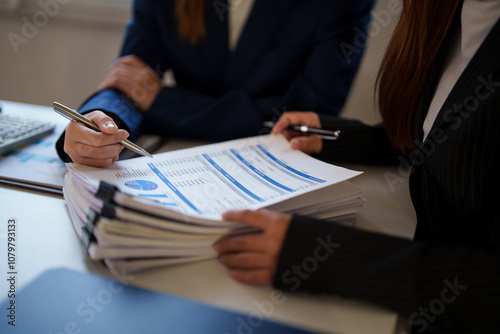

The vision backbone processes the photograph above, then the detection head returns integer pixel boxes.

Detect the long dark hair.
[376,0,460,154]
[175,0,207,44]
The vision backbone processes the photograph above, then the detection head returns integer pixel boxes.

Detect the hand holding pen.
[264,111,340,155]
[53,102,152,168]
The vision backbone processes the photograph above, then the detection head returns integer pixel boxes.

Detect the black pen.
[263,121,340,140]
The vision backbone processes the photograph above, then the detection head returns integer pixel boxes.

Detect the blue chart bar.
[125,180,158,191]
[138,194,177,206]
[147,163,201,214]
[202,153,264,203]
[33,140,55,148]
[256,145,326,183]
[230,149,294,193]
[138,194,168,198]
[12,152,61,164]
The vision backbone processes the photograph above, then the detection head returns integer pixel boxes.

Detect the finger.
[107,60,159,87]
[66,119,128,150]
[108,64,161,92]
[74,127,128,148]
[65,133,124,165]
[101,66,138,86]
[98,71,140,95]
[98,69,159,110]
[75,141,124,159]
[214,233,267,254]
[85,111,123,135]
[290,135,322,154]
[271,112,321,135]
[65,133,124,159]
[270,113,296,135]
[222,209,280,230]
[70,154,121,168]
[218,252,274,269]
[111,55,147,68]
[229,269,273,286]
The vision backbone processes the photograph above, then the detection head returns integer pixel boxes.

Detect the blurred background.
[0,0,398,125]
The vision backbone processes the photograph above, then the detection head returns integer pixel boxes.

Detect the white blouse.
[228,0,256,51]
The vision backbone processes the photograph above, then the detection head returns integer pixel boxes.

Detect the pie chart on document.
[124,180,159,191]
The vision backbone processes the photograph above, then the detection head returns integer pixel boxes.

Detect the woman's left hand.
[98,55,162,112]
[213,209,292,285]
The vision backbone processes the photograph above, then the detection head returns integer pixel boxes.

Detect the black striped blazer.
[274,10,500,334]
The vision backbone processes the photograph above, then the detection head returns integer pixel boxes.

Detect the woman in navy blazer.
[215,0,500,332]
[57,0,374,166]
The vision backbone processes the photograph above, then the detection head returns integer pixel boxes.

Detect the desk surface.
[0,100,416,334]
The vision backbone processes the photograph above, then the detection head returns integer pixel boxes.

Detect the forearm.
[142,87,265,141]
[315,114,398,165]
[78,89,142,136]
[275,215,500,333]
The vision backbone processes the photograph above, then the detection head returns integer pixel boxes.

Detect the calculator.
[0,112,56,155]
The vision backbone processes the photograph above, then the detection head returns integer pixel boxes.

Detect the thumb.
[88,111,119,135]
[290,136,322,155]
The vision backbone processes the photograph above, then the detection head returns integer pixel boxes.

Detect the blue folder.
[1,268,315,333]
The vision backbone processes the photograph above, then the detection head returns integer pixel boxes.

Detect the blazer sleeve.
[274,215,500,333]
[248,0,377,121]
[314,114,399,165]
[54,0,164,160]
[76,0,167,139]
[75,0,375,142]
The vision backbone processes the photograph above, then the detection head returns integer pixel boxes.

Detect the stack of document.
[63,134,364,273]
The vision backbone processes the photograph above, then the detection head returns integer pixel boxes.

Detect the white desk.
[0,101,416,334]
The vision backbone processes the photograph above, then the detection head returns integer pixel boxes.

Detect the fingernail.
[104,122,116,129]
[213,243,221,252]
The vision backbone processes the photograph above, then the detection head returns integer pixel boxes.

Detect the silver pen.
[263,121,340,140]
[52,102,153,158]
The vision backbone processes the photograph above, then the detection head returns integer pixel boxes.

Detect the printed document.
[68,134,362,220]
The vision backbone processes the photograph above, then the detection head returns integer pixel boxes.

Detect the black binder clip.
[100,201,116,218]
[81,208,99,255]
[95,181,118,203]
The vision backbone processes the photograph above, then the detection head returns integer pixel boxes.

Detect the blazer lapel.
[413,2,463,142]
[424,16,500,138]
[222,0,294,89]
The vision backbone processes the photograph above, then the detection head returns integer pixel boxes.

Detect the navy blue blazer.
[75,0,374,142]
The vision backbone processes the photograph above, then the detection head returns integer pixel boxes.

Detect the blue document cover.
[1,268,315,334]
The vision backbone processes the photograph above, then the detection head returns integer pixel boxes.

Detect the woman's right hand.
[63,110,129,167]
[271,111,323,155]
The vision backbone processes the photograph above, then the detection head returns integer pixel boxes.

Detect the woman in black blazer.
[214,0,500,332]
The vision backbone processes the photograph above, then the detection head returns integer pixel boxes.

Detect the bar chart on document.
[0,126,67,191]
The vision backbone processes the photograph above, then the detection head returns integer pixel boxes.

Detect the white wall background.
[0,0,399,125]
